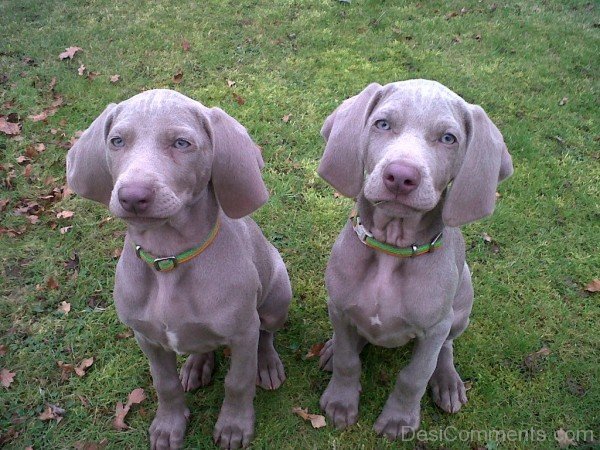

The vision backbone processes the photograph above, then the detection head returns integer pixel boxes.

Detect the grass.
[0,0,598,449]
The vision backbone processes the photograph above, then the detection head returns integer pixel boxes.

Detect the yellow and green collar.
[134,217,220,272]
[350,211,442,258]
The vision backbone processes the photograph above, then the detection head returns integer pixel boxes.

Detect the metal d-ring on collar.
[350,212,443,258]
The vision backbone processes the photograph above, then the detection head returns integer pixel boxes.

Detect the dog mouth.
[117,215,169,226]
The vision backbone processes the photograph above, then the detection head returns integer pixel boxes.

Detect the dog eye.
[374,119,391,130]
[441,133,457,144]
[174,138,191,149]
[110,137,125,147]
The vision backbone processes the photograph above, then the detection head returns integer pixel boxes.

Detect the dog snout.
[118,185,155,214]
[382,163,421,195]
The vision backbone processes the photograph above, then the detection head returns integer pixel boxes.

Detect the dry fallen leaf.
[74,439,108,450]
[0,117,20,136]
[173,70,183,84]
[78,64,86,76]
[27,214,39,225]
[232,93,246,105]
[75,357,94,377]
[227,79,236,88]
[292,407,326,429]
[58,301,71,314]
[182,39,191,52]
[38,404,65,422]
[47,277,60,290]
[87,71,99,81]
[523,346,551,372]
[28,96,64,122]
[57,210,74,219]
[23,164,32,178]
[304,342,325,359]
[59,46,83,60]
[116,329,134,339]
[584,279,600,293]
[60,226,73,234]
[481,232,493,243]
[110,74,120,83]
[113,388,146,430]
[282,114,292,123]
[0,344,7,356]
[555,428,576,448]
[558,97,568,106]
[0,368,16,388]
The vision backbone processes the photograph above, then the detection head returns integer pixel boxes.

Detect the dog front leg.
[213,320,259,449]
[320,303,365,429]
[136,334,189,450]
[374,317,452,440]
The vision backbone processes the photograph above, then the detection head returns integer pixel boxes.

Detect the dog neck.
[125,183,220,258]
[356,194,445,249]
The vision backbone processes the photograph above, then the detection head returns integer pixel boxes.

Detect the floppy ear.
[442,105,514,227]
[207,107,269,219]
[66,104,117,206]
[317,83,383,198]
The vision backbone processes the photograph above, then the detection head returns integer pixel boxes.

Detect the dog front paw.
[149,406,189,450]
[213,406,255,449]
[320,379,360,429]
[429,367,468,413]
[373,401,420,441]
[180,352,215,391]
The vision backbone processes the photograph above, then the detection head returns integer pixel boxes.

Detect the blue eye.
[174,138,191,149]
[375,119,391,130]
[441,133,457,144]
[110,137,124,147]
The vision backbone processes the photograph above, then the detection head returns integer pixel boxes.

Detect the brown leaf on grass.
[282,114,292,123]
[78,64,86,76]
[28,96,64,122]
[112,248,122,259]
[113,388,146,430]
[38,404,65,422]
[116,329,134,339]
[0,368,16,388]
[473,33,482,41]
[523,346,550,372]
[57,210,74,219]
[110,74,120,83]
[0,344,7,356]
[59,46,83,60]
[23,164,32,178]
[58,301,71,314]
[57,361,75,381]
[0,117,20,135]
[173,70,183,84]
[0,198,9,212]
[87,71,99,81]
[47,277,60,290]
[182,39,191,52]
[232,92,246,105]
[584,279,600,293]
[227,79,236,88]
[304,342,325,359]
[74,357,94,377]
[49,76,57,91]
[0,227,25,237]
[60,226,73,234]
[27,214,39,225]
[16,155,30,164]
[555,428,576,448]
[481,232,493,243]
[292,407,326,429]
[445,11,459,19]
[558,97,568,106]
[64,253,80,271]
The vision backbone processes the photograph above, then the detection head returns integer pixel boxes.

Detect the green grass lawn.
[1,0,598,449]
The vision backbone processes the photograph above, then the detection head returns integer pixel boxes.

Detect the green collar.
[134,217,220,272]
[350,212,442,258]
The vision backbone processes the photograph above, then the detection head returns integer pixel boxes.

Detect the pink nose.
[118,185,154,214]
[382,163,421,194]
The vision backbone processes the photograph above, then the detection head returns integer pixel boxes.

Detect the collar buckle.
[353,215,373,243]
[153,256,177,271]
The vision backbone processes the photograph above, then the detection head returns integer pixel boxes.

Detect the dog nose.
[118,185,154,214]
[382,163,421,194]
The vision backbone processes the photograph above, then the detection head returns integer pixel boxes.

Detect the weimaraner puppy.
[66,89,292,450]
[317,79,513,439]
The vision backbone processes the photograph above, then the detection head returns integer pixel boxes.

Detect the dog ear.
[207,107,269,219]
[317,83,383,198]
[442,105,513,227]
[66,104,117,206]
